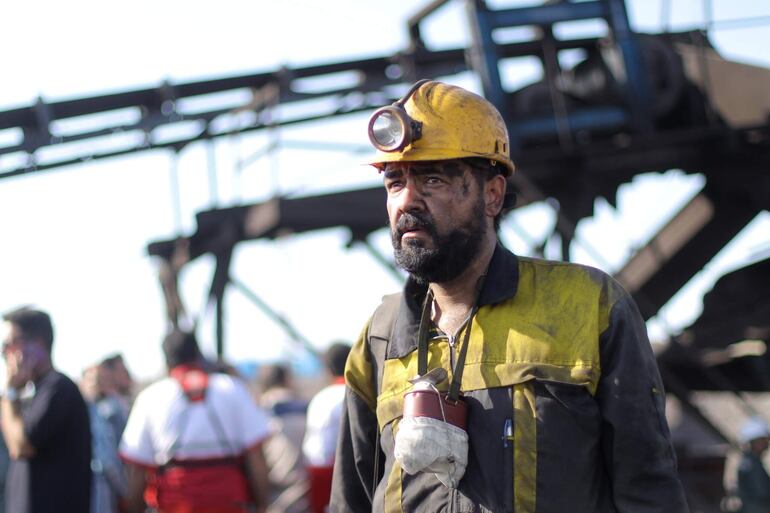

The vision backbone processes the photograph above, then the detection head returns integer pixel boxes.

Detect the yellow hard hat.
[367,80,514,176]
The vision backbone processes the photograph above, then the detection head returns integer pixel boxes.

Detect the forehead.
[382,160,470,178]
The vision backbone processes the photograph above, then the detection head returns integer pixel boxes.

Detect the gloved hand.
[394,415,468,488]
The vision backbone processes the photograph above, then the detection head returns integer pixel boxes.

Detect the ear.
[484,174,506,218]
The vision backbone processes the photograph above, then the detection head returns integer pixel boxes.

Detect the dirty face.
[383,160,487,284]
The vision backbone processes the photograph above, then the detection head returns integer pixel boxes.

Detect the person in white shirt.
[302,342,351,513]
[119,329,271,513]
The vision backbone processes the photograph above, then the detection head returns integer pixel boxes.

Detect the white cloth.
[119,373,271,466]
[302,382,346,467]
[394,416,468,488]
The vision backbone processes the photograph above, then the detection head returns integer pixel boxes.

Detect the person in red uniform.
[303,343,351,513]
[120,329,271,513]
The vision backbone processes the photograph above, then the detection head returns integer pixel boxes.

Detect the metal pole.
[230,277,319,357]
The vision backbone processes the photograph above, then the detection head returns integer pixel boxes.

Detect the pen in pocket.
[502,418,513,448]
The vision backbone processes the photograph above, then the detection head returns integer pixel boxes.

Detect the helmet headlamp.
[367,79,430,153]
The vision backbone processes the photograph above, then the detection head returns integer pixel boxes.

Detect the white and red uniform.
[119,367,271,513]
[302,377,346,513]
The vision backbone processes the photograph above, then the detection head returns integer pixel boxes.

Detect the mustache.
[394,211,434,237]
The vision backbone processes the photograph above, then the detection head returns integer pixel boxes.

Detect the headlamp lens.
[370,109,404,151]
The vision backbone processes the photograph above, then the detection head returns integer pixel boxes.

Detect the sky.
[1,0,769,383]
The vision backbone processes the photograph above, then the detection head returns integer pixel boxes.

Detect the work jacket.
[330,245,688,513]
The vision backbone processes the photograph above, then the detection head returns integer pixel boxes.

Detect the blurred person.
[257,364,310,513]
[1,307,92,513]
[736,417,770,513]
[82,362,129,444]
[0,414,7,513]
[81,364,128,513]
[302,342,351,513]
[119,329,271,513]
[102,353,135,405]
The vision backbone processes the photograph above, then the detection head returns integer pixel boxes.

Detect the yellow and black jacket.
[330,245,688,513]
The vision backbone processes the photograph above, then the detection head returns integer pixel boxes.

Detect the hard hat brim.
[367,148,514,176]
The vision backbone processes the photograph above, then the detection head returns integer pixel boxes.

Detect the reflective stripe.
[350,260,617,432]
[378,341,451,430]
[513,382,537,513]
[384,420,404,513]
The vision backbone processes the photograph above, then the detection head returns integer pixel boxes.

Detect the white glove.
[394,415,468,488]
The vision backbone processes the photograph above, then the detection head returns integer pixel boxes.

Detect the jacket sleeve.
[329,323,384,513]
[597,288,689,513]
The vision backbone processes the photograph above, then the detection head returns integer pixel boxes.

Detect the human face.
[2,322,29,358]
[1,322,48,385]
[384,160,487,284]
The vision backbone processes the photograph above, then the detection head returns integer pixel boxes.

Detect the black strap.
[369,293,400,397]
[416,275,487,402]
[416,289,434,377]
[204,398,236,455]
[447,304,479,402]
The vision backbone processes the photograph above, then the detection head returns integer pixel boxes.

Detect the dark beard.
[391,206,486,285]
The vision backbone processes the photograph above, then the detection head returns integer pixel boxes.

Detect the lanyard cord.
[417,275,486,402]
[416,289,434,377]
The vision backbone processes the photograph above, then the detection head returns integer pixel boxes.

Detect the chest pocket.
[533,379,607,513]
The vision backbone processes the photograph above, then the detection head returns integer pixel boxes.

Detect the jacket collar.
[388,243,519,358]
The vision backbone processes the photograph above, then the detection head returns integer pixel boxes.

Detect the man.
[736,417,770,513]
[330,81,688,512]
[80,363,128,513]
[101,353,135,405]
[119,329,271,513]
[81,362,129,446]
[1,307,92,513]
[303,342,351,513]
[256,364,310,513]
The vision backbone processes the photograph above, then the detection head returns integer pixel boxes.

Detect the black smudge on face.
[437,161,465,178]
[461,176,471,197]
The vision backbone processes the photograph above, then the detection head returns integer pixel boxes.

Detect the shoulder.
[36,370,82,401]
[517,256,628,303]
[41,369,76,389]
[207,372,248,392]
[144,376,180,393]
[206,373,258,405]
[517,255,612,281]
[131,376,181,406]
[308,383,346,413]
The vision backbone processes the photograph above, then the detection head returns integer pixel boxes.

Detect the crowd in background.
[4,306,770,513]
[0,305,350,513]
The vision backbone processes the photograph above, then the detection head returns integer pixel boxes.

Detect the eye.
[385,178,404,192]
[424,175,444,185]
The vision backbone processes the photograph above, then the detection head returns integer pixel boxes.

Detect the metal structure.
[1,1,769,509]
